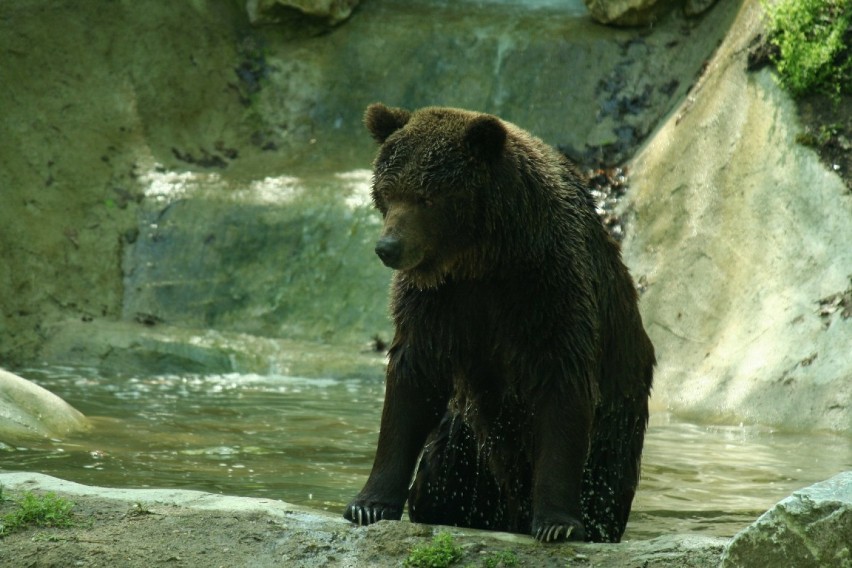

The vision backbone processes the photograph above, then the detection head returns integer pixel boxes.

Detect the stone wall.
[0,0,738,364]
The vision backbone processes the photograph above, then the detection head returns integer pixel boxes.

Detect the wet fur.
[345,103,655,543]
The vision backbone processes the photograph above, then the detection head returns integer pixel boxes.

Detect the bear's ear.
[364,103,411,144]
[464,115,506,162]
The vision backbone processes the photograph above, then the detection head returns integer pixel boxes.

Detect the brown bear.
[344,103,655,543]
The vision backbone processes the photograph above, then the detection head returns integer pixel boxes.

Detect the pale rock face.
[620,2,852,432]
[720,472,852,568]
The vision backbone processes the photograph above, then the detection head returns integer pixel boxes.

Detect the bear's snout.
[375,235,403,268]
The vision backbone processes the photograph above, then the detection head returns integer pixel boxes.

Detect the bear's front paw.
[344,500,403,526]
[532,517,585,543]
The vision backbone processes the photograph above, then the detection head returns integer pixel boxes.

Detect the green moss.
[761,0,852,98]
[405,532,464,568]
[765,0,852,95]
[0,491,76,537]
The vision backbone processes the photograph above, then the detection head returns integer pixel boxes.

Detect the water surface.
[2,366,849,540]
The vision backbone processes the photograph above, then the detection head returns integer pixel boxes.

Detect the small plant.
[0,491,76,537]
[761,0,852,99]
[404,531,464,568]
[482,549,519,567]
[796,122,840,147]
[126,501,154,518]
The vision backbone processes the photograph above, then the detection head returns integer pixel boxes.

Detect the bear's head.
[364,103,510,288]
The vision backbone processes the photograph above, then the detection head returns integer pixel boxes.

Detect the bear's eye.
[372,190,388,215]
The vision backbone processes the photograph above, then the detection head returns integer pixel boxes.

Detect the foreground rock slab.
[721,471,852,568]
[0,472,727,567]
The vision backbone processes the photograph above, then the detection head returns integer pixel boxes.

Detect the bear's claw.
[344,503,401,526]
[535,524,572,542]
[533,520,588,543]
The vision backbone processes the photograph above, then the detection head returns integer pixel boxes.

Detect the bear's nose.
[375,236,402,268]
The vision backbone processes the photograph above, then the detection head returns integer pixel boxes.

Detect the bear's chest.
[399,280,560,453]
[406,283,508,358]
[407,282,540,398]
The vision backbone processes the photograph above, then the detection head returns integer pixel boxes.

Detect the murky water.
[2,365,850,541]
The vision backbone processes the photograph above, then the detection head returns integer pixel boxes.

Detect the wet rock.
[580,165,631,241]
[0,368,89,442]
[583,0,679,26]
[583,0,719,25]
[39,319,387,378]
[684,0,719,17]
[246,0,359,26]
[619,1,852,432]
[120,170,392,347]
[720,471,852,568]
[246,0,738,168]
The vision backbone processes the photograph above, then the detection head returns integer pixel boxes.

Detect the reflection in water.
[2,366,850,540]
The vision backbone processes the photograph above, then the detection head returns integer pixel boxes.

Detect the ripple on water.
[3,366,850,538]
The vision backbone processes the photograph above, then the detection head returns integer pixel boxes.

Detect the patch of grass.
[405,532,464,568]
[482,549,519,567]
[31,532,68,543]
[761,0,852,99]
[0,491,76,537]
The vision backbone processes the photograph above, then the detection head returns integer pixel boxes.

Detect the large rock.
[720,471,852,567]
[583,0,678,26]
[246,0,360,26]
[39,319,386,378]
[620,1,852,432]
[0,0,739,366]
[684,0,719,17]
[583,0,720,25]
[0,368,89,442]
